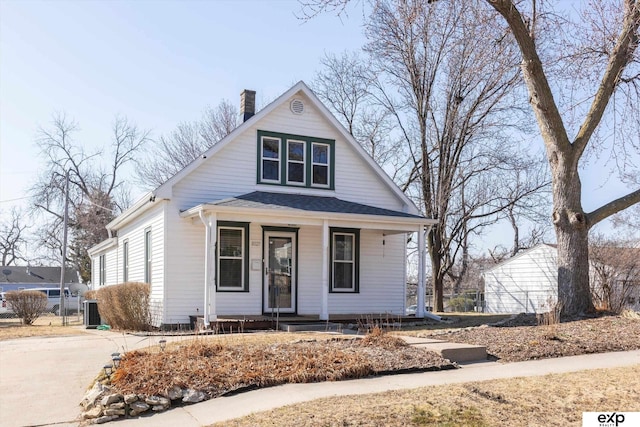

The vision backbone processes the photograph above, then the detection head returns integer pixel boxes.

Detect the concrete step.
[398,336,487,363]
[279,322,344,332]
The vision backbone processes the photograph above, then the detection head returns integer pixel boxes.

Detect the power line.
[0,196,30,204]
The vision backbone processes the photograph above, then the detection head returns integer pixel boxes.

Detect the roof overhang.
[180,192,435,233]
[88,237,118,257]
[106,192,164,231]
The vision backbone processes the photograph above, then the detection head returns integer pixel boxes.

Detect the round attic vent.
[290,99,304,115]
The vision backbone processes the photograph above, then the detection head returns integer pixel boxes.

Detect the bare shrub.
[5,290,47,325]
[96,282,152,331]
[84,290,98,300]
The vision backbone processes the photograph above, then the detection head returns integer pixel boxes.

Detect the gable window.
[217,222,249,291]
[122,240,129,282]
[144,228,152,284]
[261,136,281,182]
[99,254,106,286]
[312,142,330,187]
[287,140,306,185]
[257,130,334,189]
[330,228,360,292]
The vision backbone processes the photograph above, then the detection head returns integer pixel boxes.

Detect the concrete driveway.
[0,328,170,427]
[1,329,639,427]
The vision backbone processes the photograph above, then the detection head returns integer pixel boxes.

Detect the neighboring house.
[483,244,558,314]
[483,243,640,314]
[0,266,83,293]
[89,81,436,327]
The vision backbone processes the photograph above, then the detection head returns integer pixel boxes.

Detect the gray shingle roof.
[209,191,424,219]
[0,266,80,284]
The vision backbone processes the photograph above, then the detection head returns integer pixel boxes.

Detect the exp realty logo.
[583,412,639,427]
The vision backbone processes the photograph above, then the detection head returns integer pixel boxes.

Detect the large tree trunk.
[427,229,445,312]
[551,158,595,315]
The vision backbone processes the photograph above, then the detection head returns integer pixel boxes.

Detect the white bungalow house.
[89,81,435,327]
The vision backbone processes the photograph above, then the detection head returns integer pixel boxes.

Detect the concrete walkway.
[0,329,638,427]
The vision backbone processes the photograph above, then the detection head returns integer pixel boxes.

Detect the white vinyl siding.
[170,91,407,214]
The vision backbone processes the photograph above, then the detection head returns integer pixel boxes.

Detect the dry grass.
[0,314,85,340]
[214,365,640,427]
[109,329,454,398]
[416,315,640,362]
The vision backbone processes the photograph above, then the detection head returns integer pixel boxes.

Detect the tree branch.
[587,188,640,228]
[573,1,640,158]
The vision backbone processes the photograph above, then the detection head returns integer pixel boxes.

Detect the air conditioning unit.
[83,300,101,328]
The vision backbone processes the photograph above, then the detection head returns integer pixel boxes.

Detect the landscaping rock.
[103,408,126,416]
[129,401,150,416]
[167,385,183,400]
[83,406,102,419]
[145,395,170,407]
[100,393,123,406]
[94,415,119,424]
[81,382,109,410]
[124,393,138,404]
[182,389,205,403]
[152,404,169,412]
[108,402,125,409]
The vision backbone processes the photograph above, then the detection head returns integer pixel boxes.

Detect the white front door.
[264,231,296,314]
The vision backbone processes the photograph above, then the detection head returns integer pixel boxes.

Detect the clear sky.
[0,0,636,255]
[0,0,366,206]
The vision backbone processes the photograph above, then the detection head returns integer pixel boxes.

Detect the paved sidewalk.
[115,349,640,427]
[1,328,638,427]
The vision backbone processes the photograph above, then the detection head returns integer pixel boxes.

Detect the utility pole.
[59,170,69,326]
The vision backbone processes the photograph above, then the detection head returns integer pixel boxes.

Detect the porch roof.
[180,191,434,227]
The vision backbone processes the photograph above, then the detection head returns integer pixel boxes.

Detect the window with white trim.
[217,222,249,291]
[99,254,106,286]
[257,130,334,189]
[286,140,306,185]
[330,228,359,292]
[144,228,152,284]
[261,136,281,182]
[312,142,330,187]
[122,240,129,282]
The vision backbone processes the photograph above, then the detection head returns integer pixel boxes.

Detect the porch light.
[159,339,167,351]
[103,364,113,377]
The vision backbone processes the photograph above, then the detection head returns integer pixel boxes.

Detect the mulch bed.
[110,332,455,399]
[419,314,640,362]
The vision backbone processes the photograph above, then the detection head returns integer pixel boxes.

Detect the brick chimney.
[240,89,256,122]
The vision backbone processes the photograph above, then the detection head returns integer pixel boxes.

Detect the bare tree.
[486,0,640,315]
[363,0,538,311]
[137,99,239,188]
[313,52,402,169]
[301,0,640,316]
[590,235,640,312]
[30,113,148,281]
[0,207,29,266]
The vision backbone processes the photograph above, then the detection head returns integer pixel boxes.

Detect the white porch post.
[199,211,217,326]
[417,224,426,318]
[320,219,329,320]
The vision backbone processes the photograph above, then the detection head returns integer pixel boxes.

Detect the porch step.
[399,336,487,363]
[279,322,344,332]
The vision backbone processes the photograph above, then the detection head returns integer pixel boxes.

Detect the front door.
[264,231,296,314]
